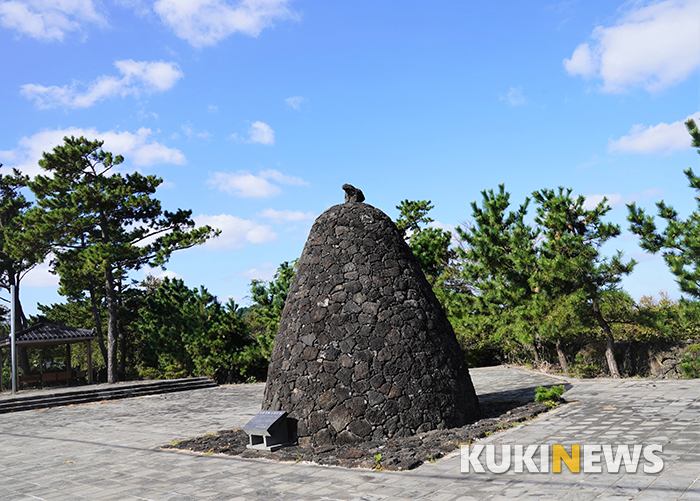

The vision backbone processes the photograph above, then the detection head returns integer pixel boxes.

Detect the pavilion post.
[11,284,17,394]
[0,347,3,392]
[66,344,71,371]
[86,340,93,384]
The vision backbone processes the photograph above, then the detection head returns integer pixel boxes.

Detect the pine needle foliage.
[628,119,700,299]
[9,136,219,383]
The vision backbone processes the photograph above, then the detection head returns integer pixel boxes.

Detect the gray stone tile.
[2,367,700,500]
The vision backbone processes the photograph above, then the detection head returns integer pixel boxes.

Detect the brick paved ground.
[1,366,699,500]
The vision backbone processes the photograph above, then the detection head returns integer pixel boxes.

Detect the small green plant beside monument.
[535,385,565,408]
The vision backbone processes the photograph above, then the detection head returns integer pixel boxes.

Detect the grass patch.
[535,385,565,408]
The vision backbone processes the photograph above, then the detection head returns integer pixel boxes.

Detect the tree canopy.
[9,136,218,383]
[395,199,453,281]
[136,277,249,378]
[629,119,700,299]
[455,184,634,376]
[0,166,45,331]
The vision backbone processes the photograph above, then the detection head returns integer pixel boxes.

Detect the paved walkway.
[1,366,699,500]
[0,378,207,401]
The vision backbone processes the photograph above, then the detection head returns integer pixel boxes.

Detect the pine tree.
[9,137,218,383]
[0,167,45,331]
[0,166,50,375]
[136,278,249,378]
[457,185,634,377]
[456,185,541,363]
[395,199,453,282]
[248,260,297,336]
[628,119,700,299]
[531,188,635,378]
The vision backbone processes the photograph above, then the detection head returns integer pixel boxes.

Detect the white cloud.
[21,60,183,109]
[583,189,664,210]
[230,121,277,145]
[500,86,527,106]
[238,262,276,281]
[114,0,150,17]
[246,223,277,243]
[285,95,306,110]
[429,221,456,233]
[629,250,663,264]
[247,121,275,145]
[583,193,624,210]
[115,60,183,91]
[635,188,664,201]
[0,0,105,41]
[258,168,306,185]
[207,169,307,198]
[194,214,277,248]
[564,43,596,79]
[208,171,280,197]
[141,266,182,280]
[152,0,296,48]
[608,112,700,154]
[0,147,18,163]
[258,208,316,222]
[428,221,460,245]
[182,122,212,140]
[138,110,159,120]
[0,127,185,177]
[22,258,59,287]
[564,0,700,93]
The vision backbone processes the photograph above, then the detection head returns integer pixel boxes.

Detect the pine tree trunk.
[117,278,126,378]
[104,264,119,384]
[12,276,31,376]
[531,340,540,367]
[18,347,31,376]
[14,284,27,331]
[99,211,119,384]
[556,337,569,376]
[604,332,620,378]
[119,320,126,378]
[88,277,109,365]
[592,301,620,379]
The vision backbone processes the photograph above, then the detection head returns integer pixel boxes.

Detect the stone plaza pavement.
[1,366,699,500]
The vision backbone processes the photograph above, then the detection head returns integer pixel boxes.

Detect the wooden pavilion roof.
[0,322,96,348]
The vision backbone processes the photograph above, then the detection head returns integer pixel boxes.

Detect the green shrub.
[535,385,565,406]
[138,367,163,380]
[572,363,600,379]
[687,343,700,354]
[2,365,9,390]
[570,351,601,378]
[373,453,383,470]
[680,344,700,378]
[164,364,188,379]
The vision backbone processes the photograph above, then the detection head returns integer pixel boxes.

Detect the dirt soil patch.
[163,399,555,470]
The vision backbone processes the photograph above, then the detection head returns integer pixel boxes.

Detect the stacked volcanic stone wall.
[262,189,481,446]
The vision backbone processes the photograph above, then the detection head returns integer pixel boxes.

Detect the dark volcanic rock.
[164,400,550,471]
[261,187,481,446]
[342,183,365,203]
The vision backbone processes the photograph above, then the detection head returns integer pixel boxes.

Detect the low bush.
[535,385,565,406]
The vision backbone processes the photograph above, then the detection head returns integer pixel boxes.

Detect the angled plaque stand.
[243,410,290,451]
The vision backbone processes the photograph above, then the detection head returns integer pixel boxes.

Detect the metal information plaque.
[243,410,289,451]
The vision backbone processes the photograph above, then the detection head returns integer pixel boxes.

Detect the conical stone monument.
[262,185,481,446]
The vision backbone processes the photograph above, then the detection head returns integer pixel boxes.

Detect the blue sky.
[1,0,698,315]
